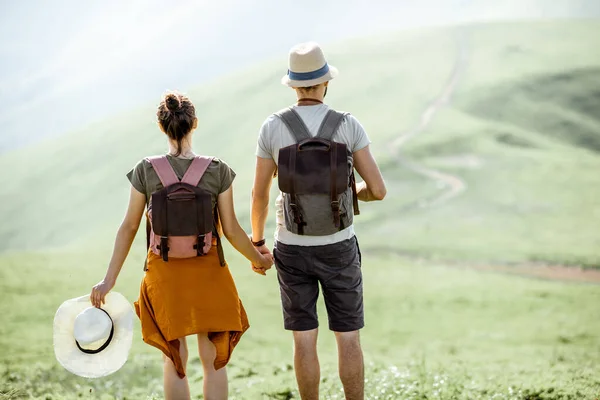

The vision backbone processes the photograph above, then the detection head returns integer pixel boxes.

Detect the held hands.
[252,244,274,276]
[90,277,116,308]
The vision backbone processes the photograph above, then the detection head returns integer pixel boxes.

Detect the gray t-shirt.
[126,154,236,210]
[256,104,371,246]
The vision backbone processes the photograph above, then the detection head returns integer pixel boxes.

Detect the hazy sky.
[1,0,599,150]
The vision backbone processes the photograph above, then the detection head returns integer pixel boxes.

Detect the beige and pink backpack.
[144,155,225,266]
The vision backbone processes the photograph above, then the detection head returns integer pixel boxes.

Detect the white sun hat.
[53,292,134,378]
[281,42,339,88]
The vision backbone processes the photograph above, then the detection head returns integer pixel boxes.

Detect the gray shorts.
[273,236,364,332]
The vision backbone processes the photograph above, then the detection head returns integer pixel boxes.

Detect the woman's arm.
[91,186,146,307]
[218,185,273,274]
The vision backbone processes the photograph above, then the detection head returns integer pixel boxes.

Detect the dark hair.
[297,84,321,92]
[157,92,196,156]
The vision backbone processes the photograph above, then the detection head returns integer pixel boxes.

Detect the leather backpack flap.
[162,183,213,236]
[278,140,349,194]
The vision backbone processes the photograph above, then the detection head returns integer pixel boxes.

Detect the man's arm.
[251,156,277,246]
[353,145,387,201]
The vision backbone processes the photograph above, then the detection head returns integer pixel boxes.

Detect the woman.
[90,92,273,400]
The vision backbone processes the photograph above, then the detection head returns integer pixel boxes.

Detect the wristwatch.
[251,238,266,247]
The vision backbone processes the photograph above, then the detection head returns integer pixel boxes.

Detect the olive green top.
[126,154,236,209]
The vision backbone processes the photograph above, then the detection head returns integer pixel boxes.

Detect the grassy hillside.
[362,21,600,266]
[2,20,599,267]
[0,25,457,252]
[2,245,600,399]
[1,20,600,399]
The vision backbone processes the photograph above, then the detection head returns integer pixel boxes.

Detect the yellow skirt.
[134,242,249,378]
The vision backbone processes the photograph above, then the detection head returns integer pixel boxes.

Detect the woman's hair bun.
[165,93,181,112]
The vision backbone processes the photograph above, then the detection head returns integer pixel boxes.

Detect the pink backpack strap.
[146,156,179,187]
[181,156,214,186]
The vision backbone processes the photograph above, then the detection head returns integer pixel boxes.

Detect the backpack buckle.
[195,234,206,256]
[330,201,341,229]
[290,203,301,220]
[289,203,306,233]
[158,236,169,262]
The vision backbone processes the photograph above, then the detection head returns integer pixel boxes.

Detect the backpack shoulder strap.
[181,156,214,186]
[143,212,151,271]
[316,110,347,141]
[275,107,312,142]
[146,156,179,187]
[214,205,226,266]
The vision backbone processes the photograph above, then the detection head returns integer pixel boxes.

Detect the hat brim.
[281,65,339,88]
[53,292,134,378]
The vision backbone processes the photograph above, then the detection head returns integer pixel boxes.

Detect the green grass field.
[2,249,600,399]
[1,20,600,399]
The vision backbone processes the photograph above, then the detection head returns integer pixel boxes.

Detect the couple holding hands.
[61,42,384,400]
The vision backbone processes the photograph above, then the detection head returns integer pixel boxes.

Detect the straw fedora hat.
[53,292,134,378]
[281,42,339,88]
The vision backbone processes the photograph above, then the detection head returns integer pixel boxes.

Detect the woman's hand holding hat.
[91,277,116,308]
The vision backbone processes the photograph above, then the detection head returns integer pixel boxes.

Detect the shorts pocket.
[273,243,303,273]
[319,238,360,269]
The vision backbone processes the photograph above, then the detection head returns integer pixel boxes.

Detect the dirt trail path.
[380,30,600,283]
[390,32,468,209]
[367,247,600,284]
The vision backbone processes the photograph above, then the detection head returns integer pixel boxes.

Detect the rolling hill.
[2,20,600,399]
[3,0,600,152]
[1,20,600,267]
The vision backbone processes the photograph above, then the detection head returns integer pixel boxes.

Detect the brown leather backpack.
[276,108,359,236]
[143,156,225,267]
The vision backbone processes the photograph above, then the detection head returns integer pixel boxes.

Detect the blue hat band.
[287,63,330,81]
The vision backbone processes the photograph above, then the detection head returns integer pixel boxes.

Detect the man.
[251,42,386,400]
